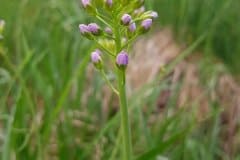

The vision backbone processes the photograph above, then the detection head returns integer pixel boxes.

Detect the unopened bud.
[88,23,102,36]
[141,18,152,31]
[81,0,96,15]
[81,0,91,8]
[91,50,102,69]
[121,14,132,26]
[105,0,113,8]
[150,11,158,19]
[128,22,136,32]
[134,6,145,15]
[116,51,129,69]
[79,24,90,35]
[105,27,113,35]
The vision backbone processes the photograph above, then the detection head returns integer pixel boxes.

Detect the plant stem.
[101,70,119,95]
[113,15,132,159]
[117,69,132,160]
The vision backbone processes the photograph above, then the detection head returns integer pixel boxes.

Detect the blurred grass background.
[148,0,240,74]
[0,0,239,160]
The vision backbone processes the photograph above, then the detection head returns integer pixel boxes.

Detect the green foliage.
[147,0,240,74]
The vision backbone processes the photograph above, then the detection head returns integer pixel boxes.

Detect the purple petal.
[105,0,113,7]
[79,24,89,34]
[116,51,129,66]
[141,19,152,30]
[91,51,101,63]
[88,23,100,35]
[81,0,91,8]
[105,27,113,35]
[129,22,136,32]
[121,14,132,25]
[150,11,158,19]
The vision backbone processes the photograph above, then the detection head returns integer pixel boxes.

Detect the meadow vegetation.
[0,0,239,159]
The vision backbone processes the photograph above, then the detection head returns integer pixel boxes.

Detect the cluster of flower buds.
[79,0,158,70]
[120,10,158,34]
[79,23,102,39]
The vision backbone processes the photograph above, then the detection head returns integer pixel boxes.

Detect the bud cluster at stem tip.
[78,0,158,69]
[77,2,158,159]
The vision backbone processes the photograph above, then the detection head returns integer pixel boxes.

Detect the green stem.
[101,70,119,95]
[92,38,115,57]
[96,14,112,28]
[113,13,132,159]
[121,34,138,51]
[117,69,132,160]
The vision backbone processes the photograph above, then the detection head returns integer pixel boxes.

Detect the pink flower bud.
[141,18,152,30]
[121,14,132,25]
[91,51,101,63]
[105,0,113,7]
[105,27,113,35]
[79,24,90,35]
[150,11,158,19]
[116,51,129,67]
[134,6,145,15]
[128,22,136,32]
[81,0,91,8]
[88,23,101,35]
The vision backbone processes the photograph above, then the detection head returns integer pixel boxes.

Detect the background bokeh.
[0,0,239,159]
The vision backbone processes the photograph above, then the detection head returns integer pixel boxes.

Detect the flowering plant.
[79,0,157,159]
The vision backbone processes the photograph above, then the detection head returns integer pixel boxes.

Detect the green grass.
[0,0,239,159]
[147,0,240,74]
